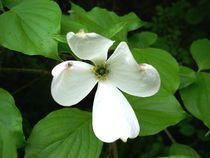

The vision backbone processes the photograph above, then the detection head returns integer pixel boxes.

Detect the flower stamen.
[92,64,109,80]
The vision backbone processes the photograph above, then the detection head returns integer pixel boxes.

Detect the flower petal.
[107,42,160,97]
[92,81,140,143]
[67,31,114,64]
[51,61,97,106]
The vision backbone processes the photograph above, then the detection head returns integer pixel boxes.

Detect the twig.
[0,68,50,75]
[12,75,45,95]
[164,129,176,143]
[205,130,210,137]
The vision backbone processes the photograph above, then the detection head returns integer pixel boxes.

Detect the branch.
[0,68,50,75]
[12,75,45,95]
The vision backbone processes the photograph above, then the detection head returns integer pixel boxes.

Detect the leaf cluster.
[0,1,209,158]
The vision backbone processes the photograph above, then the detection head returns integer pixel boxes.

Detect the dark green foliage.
[0,0,209,158]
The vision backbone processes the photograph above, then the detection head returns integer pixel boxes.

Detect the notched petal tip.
[138,63,147,71]
[51,61,73,77]
[92,82,140,143]
[75,29,87,38]
[120,137,128,143]
[138,63,161,96]
[107,43,160,97]
[51,61,97,106]
[66,31,114,63]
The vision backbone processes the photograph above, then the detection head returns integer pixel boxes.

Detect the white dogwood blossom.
[51,30,160,143]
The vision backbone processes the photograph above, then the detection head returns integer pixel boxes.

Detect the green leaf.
[169,143,201,158]
[53,35,67,44]
[0,125,17,158]
[179,66,196,89]
[69,4,102,33]
[87,7,142,32]
[126,88,186,136]
[87,7,121,28]
[185,8,203,25]
[180,72,210,129]
[88,7,142,41]
[0,0,4,11]
[129,31,158,48]
[61,15,87,34]
[179,122,195,136]
[25,108,103,158]
[101,22,126,39]
[0,88,24,148]
[1,0,22,8]
[0,0,61,59]
[120,12,143,31]
[190,39,210,71]
[132,48,180,94]
[62,3,142,42]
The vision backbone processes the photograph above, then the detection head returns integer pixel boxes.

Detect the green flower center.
[93,64,109,80]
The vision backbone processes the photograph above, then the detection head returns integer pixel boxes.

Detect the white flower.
[51,30,160,143]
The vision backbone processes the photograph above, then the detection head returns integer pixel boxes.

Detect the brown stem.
[107,142,118,158]
[112,142,118,158]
